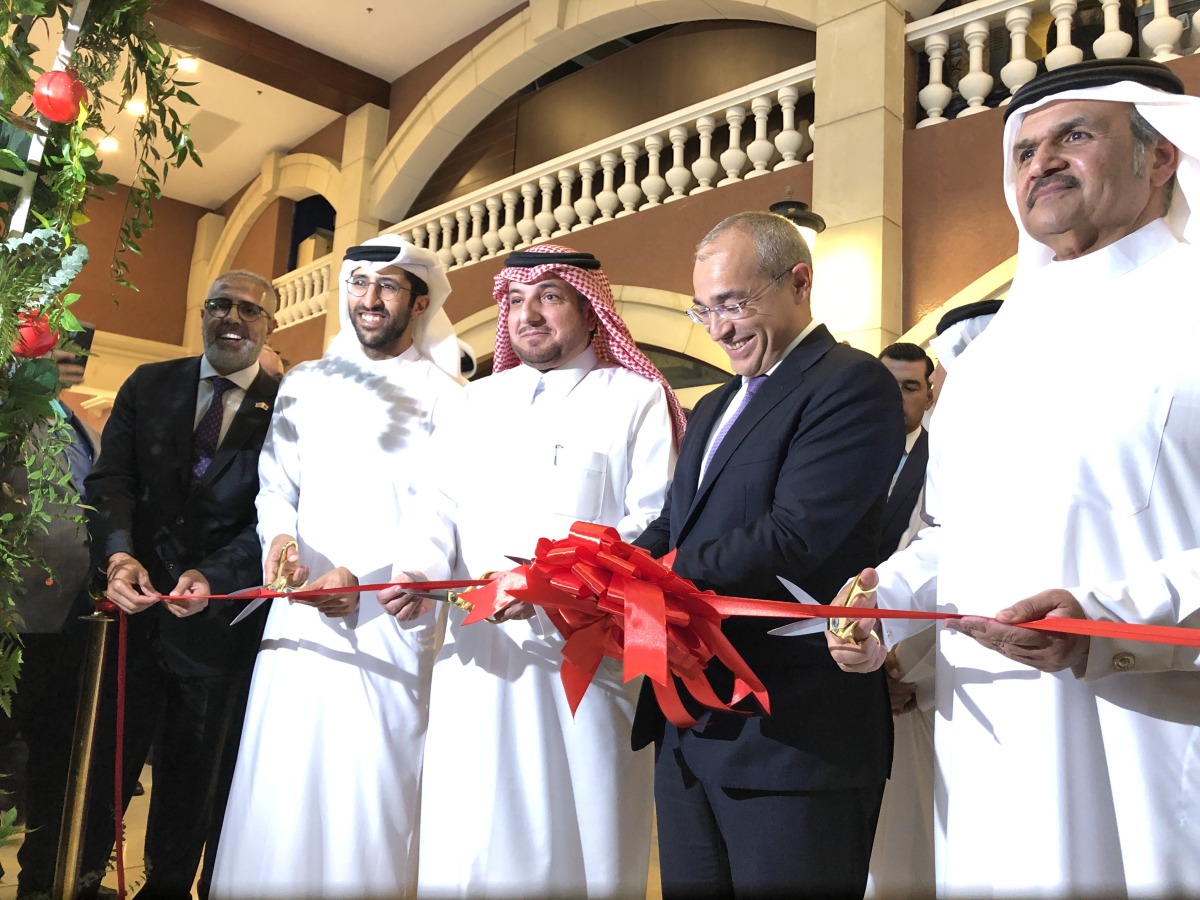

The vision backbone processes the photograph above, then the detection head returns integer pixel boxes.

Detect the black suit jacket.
[86,356,277,676]
[879,427,929,560]
[632,325,904,791]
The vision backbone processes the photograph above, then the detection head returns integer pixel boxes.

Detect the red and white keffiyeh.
[492,244,686,447]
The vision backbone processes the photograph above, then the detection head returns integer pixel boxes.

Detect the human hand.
[163,569,211,618]
[488,570,535,622]
[265,534,308,588]
[884,650,918,715]
[378,572,434,622]
[946,588,1089,673]
[825,568,887,673]
[105,553,160,613]
[296,566,359,617]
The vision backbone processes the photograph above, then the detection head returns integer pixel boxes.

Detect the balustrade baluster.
[690,116,719,194]
[596,153,620,220]
[718,106,748,186]
[1046,0,1084,69]
[641,135,667,207]
[746,97,775,177]
[1000,8,1038,103]
[499,191,521,251]
[1142,0,1183,60]
[438,215,455,269]
[427,219,443,265]
[483,198,502,258]
[774,87,802,170]
[574,160,599,229]
[665,126,692,200]
[917,33,952,127]
[451,209,470,268]
[957,20,994,116]
[467,203,486,262]
[517,182,538,247]
[616,145,642,217]
[554,169,578,235]
[1092,0,1133,58]
[411,224,427,249]
[535,175,557,238]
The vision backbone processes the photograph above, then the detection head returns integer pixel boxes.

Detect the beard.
[350,298,415,354]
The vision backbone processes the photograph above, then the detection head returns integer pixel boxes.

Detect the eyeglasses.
[345,275,418,302]
[685,267,794,324]
[204,298,269,321]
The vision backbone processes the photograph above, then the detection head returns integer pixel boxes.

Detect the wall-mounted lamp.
[769,197,826,252]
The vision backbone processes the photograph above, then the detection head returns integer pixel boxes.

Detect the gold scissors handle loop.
[267,540,308,593]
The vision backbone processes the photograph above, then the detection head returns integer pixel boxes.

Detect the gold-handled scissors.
[828,573,880,645]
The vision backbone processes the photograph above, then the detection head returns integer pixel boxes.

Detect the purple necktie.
[190,376,235,482]
[704,375,766,469]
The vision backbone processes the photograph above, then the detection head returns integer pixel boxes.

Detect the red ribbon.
[458,522,1200,729]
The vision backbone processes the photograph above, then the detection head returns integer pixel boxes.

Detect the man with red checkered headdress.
[382,243,682,898]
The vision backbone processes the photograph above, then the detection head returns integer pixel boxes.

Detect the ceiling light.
[98,136,119,153]
[124,99,147,116]
[176,56,199,73]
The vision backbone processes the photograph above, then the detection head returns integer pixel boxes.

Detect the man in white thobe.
[831,58,1200,898]
[384,244,684,898]
[210,237,464,899]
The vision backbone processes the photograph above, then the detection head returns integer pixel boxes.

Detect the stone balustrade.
[272,255,333,330]
[381,61,817,271]
[908,0,1196,127]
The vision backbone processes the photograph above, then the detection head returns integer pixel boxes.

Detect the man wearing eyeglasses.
[632,211,904,898]
[81,270,280,899]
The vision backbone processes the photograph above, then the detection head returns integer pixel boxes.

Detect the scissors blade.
[768,575,829,637]
[504,555,532,567]
[230,591,269,626]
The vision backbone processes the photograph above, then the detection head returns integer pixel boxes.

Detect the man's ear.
[790,262,814,302]
[1149,136,1181,189]
[411,294,431,320]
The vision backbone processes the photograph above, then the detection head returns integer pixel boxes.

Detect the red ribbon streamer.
[458,522,1200,729]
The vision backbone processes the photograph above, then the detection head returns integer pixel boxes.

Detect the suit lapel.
[173,359,203,495]
[674,378,738,534]
[884,428,928,527]
[680,326,837,539]
[193,369,276,490]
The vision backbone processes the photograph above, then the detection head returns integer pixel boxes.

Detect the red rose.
[31,70,87,124]
[13,312,58,357]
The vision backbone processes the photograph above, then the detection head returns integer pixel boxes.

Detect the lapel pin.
[255,401,270,411]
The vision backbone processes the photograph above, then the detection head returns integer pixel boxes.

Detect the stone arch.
[372,0,818,220]
[206,152,346,285]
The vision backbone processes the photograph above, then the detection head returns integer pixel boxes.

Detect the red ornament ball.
[13,312,58,358]
[31,70,87,124]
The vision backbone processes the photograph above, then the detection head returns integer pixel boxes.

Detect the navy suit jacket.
[633,325,904,791]
[86,356,276,676]
[879,427,929,560]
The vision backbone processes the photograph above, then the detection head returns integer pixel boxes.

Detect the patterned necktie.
[190,376,235,482]
[704,375,766,470]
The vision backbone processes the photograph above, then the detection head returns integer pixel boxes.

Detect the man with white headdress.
[382,244,684,898]
[830,58,1200,897]
[210,236,464,899]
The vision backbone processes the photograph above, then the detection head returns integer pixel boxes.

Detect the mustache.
[1026,174,1080,210]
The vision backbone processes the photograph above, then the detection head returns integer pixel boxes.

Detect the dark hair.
[402,270,430,299]
[879,342,933,381]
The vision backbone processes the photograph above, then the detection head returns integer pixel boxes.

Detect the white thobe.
[417,347,675,899]
[876,219,1200,898]
[211,346,463,900]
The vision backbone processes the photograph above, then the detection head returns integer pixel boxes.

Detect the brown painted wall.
[72,185,207,344]
[443,164,812,326]
[291,117,346,162]
[230,197,294,280]
[269,313,326,371]
[412,22,815,215]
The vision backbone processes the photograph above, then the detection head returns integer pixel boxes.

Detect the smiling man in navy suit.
[79,270,280,900]
[633,211,904,898]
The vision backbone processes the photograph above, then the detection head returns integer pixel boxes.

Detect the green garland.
[0,0,199,729]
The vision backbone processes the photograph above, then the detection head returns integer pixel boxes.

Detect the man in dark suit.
[877,342,933,560]
[633,211,904,898]
[79,270,280,900]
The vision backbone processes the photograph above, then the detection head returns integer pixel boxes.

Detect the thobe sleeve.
[256,373,302,553]
[615,382,676,542]
[1073,548,1200,677]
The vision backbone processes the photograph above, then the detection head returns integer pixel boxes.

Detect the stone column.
[182,212,226,354]
[810,0,906,353]
[323,102,389,349]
